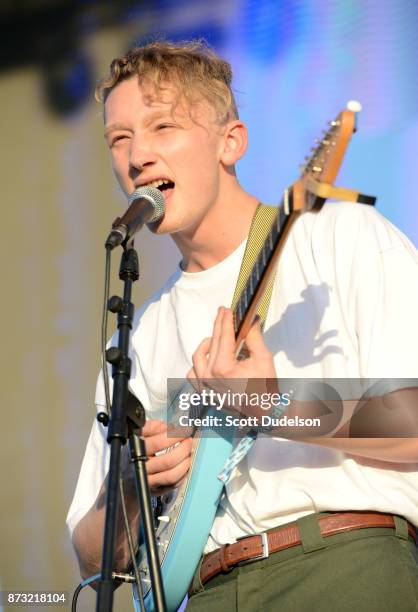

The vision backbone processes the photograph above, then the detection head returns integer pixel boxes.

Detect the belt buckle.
[237,532,269,566]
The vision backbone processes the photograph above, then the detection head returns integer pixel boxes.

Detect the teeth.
[144,178,171,189]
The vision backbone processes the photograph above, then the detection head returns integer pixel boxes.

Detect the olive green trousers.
[186,513,418,612]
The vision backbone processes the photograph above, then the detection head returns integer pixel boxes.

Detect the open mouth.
[143,178,175,201]
[158,181,174,194]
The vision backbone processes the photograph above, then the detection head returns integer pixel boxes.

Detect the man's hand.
[134,420,193,496]
[188,307,276,381]
[72,419,192,581]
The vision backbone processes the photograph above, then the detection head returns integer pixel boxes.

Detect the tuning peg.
[312,166,322,173]
[346,100,362,112]
[346,100,362,131]
[316,138,331,146]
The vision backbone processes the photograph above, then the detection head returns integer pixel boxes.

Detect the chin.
[147,207,193,236]
[146,215,181,236]
[147,221,170,235]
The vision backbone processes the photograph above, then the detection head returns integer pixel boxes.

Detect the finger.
[217,307,237,361]
[210,308,237,377]
[144,428,188,456]
[192,337,211,379]
[207,307,226,370]
[146,438,193,475]
[142,419,167,437]
[186,366,200,391]
[245,317,270,357]
[148,455,192,494]
[167,418,194,439]
[244,318,277,380]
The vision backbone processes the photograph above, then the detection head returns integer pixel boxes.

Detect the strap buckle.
[237,532,269,565]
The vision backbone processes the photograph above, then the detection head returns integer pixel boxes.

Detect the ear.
[219,120,248,166]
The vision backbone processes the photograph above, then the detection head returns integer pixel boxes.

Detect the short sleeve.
[66,415,110,536]
[354,233,418,378]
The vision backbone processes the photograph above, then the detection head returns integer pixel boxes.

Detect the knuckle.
[201,337,212,352]
[171,459,191,484]
[145,434,166,456]
[163,465,183,486]
[144,439,155,456]
[212,362,229,377]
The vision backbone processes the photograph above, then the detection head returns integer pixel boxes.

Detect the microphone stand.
[96,243,167,612]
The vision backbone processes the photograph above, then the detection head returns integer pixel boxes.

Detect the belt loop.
[393,515,409,541]
[297,513,326,554]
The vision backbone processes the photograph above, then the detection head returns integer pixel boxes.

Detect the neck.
[173,182,259,273]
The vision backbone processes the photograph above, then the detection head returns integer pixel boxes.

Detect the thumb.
[245,316,269,356]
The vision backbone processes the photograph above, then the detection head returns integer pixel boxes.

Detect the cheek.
[110,151,130,193]
[167,126,220,166]
[177,137,220,190]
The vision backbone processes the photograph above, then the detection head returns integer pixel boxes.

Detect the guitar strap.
[218,203,279,484]
[230,203,278,327]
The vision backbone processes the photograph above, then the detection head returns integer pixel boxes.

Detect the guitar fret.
[254,258,260,282]
[266,237,272,258]
[262,236,272,265]
[261,246,266,267]
[272,218,279,239]
[243,284,249,308]
[237,299,243,324]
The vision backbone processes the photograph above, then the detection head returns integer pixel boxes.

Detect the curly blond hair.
[96,40,238,124]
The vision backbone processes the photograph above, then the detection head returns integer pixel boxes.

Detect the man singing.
[67,40,418,610]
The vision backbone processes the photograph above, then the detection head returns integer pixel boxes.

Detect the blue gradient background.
[128,0,417,245]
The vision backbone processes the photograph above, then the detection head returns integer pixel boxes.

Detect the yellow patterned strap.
[231,203,278,327]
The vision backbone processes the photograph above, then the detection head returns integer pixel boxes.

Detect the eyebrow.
[104,110,174,137]
[104,123,131,138]
[142,109,173,126]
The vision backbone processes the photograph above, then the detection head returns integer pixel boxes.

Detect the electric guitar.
[133,104,374,612]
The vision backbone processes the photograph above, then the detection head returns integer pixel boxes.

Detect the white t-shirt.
[67,202,418,552]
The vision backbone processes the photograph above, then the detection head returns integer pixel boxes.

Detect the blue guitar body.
[133,412,235,612]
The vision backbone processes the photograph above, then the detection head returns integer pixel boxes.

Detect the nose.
[128,134,158,178]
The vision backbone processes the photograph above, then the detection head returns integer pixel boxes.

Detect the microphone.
[105,186,165,249]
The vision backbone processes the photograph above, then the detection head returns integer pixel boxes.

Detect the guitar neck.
[234,190,309,357]
[233,107,360,358]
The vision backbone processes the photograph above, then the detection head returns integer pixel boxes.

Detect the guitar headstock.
[292,102,361,211]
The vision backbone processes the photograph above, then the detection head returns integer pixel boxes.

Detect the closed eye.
[156,123,175,130]
[111,135,129,145]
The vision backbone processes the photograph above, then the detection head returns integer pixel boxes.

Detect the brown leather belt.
[199,512,417,586]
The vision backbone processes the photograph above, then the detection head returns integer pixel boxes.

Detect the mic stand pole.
[96,244,167,612]
[126,391,167,612]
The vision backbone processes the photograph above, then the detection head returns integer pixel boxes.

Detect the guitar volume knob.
[158,515,170,523]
